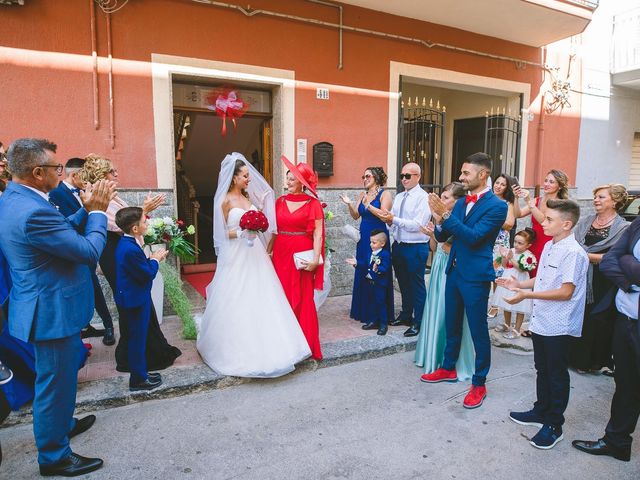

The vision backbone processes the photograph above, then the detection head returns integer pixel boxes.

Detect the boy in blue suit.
[349,229,392,335]
[114,207,167,391]
[422,152,507,410]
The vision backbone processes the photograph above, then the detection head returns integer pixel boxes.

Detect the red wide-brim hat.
[281,155,318,198]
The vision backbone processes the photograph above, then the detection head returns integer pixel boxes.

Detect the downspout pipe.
[307,0,343,70]
[90,0,99,130]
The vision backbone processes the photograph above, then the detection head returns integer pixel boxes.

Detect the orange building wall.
[0,0,579,188]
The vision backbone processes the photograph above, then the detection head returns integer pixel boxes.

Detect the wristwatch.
[441,211,451,221]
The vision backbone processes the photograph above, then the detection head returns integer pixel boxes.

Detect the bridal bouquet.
[239,210,269,247]
[517,251,537,272]
[144,216,197,262]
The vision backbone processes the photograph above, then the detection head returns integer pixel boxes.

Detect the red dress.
[272,194,324,360]
[529,197,552,277]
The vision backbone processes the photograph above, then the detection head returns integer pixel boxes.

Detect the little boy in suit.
[498,199,589,450]
[349,229,392,335]
[114,207,168,392]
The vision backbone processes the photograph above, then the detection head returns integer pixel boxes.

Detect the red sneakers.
[420,368,457,383]
[463,385,487,409]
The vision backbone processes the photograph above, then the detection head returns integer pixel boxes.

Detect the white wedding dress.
[196,207,311,378]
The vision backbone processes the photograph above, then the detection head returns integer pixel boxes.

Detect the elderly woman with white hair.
[569,183,630,374]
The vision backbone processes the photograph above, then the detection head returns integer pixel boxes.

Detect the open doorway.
[172,81,273,273]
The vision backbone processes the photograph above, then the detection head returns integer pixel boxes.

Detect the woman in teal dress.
[414,182,475,381]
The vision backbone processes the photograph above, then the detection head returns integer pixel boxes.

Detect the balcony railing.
[563,0,599,10]
[612,7,640,74]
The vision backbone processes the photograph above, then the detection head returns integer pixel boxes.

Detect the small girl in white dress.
[492,228,537,339]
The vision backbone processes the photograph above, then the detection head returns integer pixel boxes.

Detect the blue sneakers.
[509,410,544,428]
[530,424,564,449]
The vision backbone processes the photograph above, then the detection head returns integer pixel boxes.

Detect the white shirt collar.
[62,180,77,191]
[468,186,491,197]
[21,184,50,202]
[371,248,382,255]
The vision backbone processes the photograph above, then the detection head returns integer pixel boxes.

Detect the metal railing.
[612,7,640,74]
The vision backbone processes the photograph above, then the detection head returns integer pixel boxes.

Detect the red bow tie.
[465,194,479,205]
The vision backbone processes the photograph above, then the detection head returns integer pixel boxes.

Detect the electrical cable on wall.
[94,0,130,14]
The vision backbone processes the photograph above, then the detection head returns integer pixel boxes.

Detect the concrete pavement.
[1,348,636,479]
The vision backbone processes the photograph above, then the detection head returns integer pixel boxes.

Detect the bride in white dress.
[196,153,311,378]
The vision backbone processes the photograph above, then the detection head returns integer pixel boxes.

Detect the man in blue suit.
[422,153,507,409]
[49,157,116,346]
[0,139,114,477]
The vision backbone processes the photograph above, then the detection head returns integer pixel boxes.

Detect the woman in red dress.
[512,169,569,336]
[271,157,325,360]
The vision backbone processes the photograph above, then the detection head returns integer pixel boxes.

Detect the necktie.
[70,187,81,194]
[465,194,478,205]
[399,191,408,217]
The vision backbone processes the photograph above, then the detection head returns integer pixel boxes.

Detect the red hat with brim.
[281,155,318,198]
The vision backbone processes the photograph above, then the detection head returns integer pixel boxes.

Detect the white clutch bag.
[293,250,324,270]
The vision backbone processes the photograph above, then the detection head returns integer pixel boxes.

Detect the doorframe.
[388,61,531,187]
[151,54,295,203]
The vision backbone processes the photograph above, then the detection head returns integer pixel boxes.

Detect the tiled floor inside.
[77,294,405,384]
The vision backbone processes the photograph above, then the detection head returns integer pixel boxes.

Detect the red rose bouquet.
[239,210,269,246]
[517,251,537,272]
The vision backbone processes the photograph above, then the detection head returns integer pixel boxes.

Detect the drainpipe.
[106,12,115,149]
[90,0,99,130]
[307,0,343,70]
[534,47,548,196]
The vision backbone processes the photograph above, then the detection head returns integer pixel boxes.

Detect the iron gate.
[397,96,445,193]
[484,112,521,180]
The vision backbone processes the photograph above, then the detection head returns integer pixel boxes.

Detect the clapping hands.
[142,192,166,215]
[80,180,117,212]
[419,221,436,237]
[150,249,169,262]
[428,193,447,218]
[339,194,352,205]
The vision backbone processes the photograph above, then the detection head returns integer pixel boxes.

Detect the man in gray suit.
[0,139,114,477]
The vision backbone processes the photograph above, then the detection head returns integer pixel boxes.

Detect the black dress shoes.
[81,325,105,339]
[572,439,630,461]
[377,326,388,336]
[362,323,377,330]
[389,316,412,327]
[39,452,104,477]
[147,372,162,382]
[404,325,419,337]
[69,415,96,439]
[102,327,116,346]
[129,376,162,392]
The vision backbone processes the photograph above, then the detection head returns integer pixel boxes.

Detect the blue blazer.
[114,236,158,309]
[0,182,107,342]
[48,181,83,218]
[435,190,507,282]
[367,249,392,287]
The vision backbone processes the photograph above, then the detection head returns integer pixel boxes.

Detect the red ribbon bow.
[465,194,478,205]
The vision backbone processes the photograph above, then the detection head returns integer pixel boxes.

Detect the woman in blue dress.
[414,182,475,381]
[340,167,394,324]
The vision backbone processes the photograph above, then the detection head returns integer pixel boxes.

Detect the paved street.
[1,348,637,479]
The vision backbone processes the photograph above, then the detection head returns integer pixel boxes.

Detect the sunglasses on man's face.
[399,173,418,180]
[361,174,373,180]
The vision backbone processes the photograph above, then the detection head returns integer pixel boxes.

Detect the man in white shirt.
[380,162,431,337]
[572,215,640,462]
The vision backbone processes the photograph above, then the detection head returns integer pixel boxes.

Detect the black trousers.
[532,333,571,427]
[603,314,640,451]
